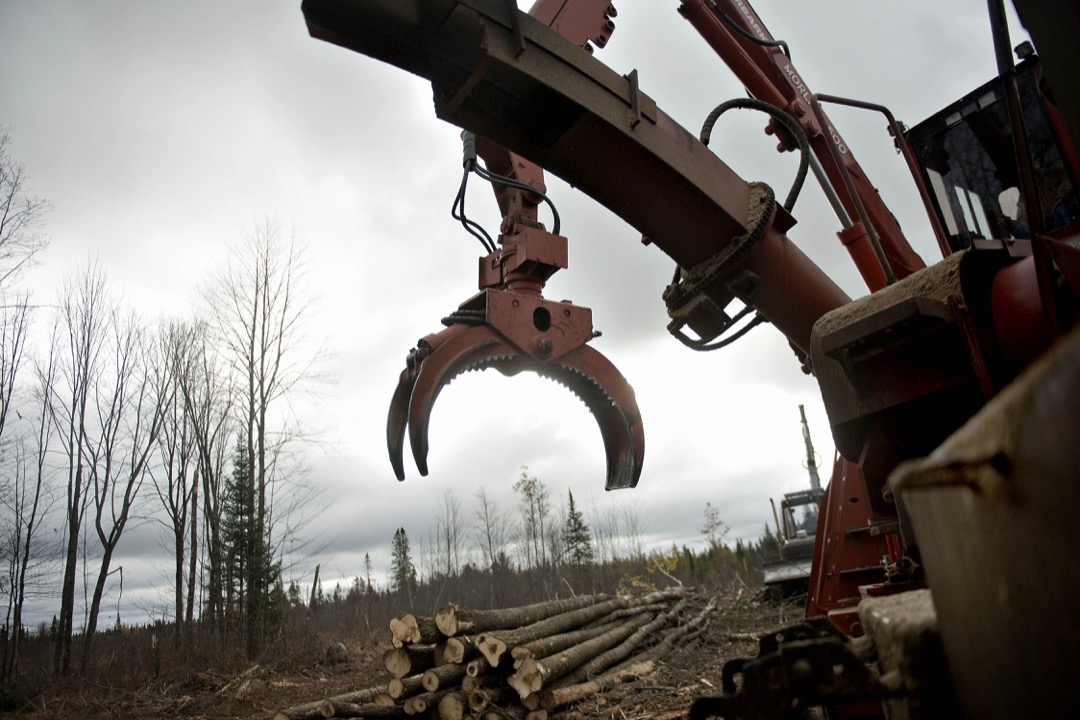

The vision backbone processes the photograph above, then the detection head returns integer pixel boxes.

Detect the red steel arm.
[476,1,618,231]
[678,0,928,291]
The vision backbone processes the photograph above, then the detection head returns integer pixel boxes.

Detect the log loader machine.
[761,405,823,601]
[299,0,1080,717]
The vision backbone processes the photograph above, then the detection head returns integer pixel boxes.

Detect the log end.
[390,616,419,647]
[437,692,466,720]
[435,605,458,637]
[476,634,507,668]
[374,692,397,707]
[508,667,540,700]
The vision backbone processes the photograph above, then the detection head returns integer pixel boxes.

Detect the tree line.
[0,129,320,682]
[299,471,782,631]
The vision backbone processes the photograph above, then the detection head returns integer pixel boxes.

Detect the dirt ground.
[26,591,804,720]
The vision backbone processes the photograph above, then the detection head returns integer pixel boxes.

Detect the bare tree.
[0,129,49,287]
[173,319,232,632]
[436,489,465,577]
[588,501,619,566]
[473,487,512,607]
[513,468,551,570]
[473,487,510,571]
[204,219,316,656]
[620,500,647,561]
[152,320,199,644]
[51,262,108,675]
[81,307,168,667]
[1,296,51,681]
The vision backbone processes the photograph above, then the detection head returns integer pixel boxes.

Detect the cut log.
[384,644,439,678]
[466,657,490,677]
[483,706,526,720]
[422,663,467,692]
[275,684,387,720]
[403,692,442,716]
[435,691,468,720]
[541,596,717,710]
[319,700,407,718]
[588,603,670,624]
[387,675,425,700]
[461,674,483,694]
[508,613,655,698]
[373,693,397,707]
[521,692,541,710]
[390,614,441,647]
[440,635,479,664]
[477,598,624,668]
[554,598,689,690]
[509,619,624,669]
[476,588,687,668]
[468,687,513,713]
[526,710,548,720]
[434,594,612,637]
[538,661,655,712]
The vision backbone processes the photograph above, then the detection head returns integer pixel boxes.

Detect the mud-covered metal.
[689,617,899,720]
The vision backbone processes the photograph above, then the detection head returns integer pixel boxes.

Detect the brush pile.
[274,587,718,720]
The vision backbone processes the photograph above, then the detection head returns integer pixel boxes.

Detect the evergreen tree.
[756,523,782,562]
[348,576,363,600]
[562,489,594,566]
[390,527,417,608]
[221,439,282,653]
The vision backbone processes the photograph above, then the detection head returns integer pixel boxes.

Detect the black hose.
[451,166,496,253]
[707,1,790,58]
[699,97,810,212]
[473,164,562,235]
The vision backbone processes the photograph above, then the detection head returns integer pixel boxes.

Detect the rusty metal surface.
[891,324,1080,719]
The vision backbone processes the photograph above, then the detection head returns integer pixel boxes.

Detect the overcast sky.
[0,1,1030,625]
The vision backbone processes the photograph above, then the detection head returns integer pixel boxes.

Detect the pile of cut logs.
[275,588,716,720]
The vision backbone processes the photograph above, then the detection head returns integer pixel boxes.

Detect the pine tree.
[348,576,363,600]
[390,528,417,608]
[221,439,282,653]
[562,489,594,566]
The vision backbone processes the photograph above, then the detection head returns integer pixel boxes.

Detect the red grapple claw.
[386,223,643,489]
[386,320,644,490]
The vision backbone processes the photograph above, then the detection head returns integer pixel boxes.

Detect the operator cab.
[779,488,820,545]
[907,54,1080,252]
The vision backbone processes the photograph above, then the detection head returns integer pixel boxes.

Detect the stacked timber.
[274,587,715,720]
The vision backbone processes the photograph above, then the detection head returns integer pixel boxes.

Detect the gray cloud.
[2,0,1030,626]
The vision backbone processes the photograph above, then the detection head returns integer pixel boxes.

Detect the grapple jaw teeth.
[387,323,644,490]
[535,345,644,490]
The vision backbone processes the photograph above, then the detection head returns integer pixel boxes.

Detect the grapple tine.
[387,323,482,480]
[387,365,415,481]
[538,344,645,490]
[406,325,507,476]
